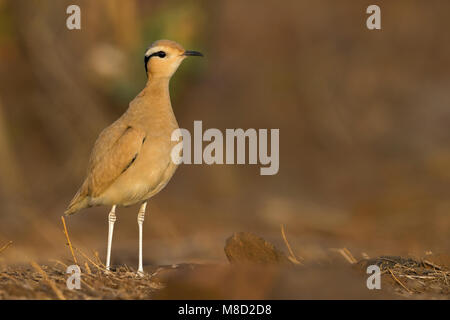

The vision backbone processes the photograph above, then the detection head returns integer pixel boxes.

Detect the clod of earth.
[224,232,292,265]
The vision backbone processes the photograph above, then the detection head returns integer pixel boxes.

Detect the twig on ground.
[73,246,106,273]
[400,275,426,286]
[280,224,303,265]
[85,262,92,275]
[61,216,78,265]
[361,252,370,259]
[31,261,66,300]
[0,241,12,255]
[388,268,413,294]
[342,248,357,264]
[423,259,443,270]
[93,251,106,268]
[49,259,68,269]
[330,248,357,264]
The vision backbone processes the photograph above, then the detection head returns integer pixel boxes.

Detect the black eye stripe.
[144,51,167,75]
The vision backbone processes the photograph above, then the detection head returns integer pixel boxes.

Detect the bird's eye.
[156,51,166,58]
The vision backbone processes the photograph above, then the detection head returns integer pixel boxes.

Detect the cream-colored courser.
[65,40,203,274]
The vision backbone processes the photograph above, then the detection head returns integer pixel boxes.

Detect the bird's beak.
[183,50,203,57]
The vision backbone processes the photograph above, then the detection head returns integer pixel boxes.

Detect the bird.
[65,40,203,275]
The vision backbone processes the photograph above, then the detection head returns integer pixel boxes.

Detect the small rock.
[224,232,292,265]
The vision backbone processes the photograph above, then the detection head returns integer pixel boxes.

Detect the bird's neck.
[128,76,178,128]
[131,76,172,113]
[141,76,171,100]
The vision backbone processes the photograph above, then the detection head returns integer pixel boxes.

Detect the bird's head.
[144,40,203,79]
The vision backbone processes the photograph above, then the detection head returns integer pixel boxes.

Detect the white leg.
[137,202,147,275]
[106,205,117,271]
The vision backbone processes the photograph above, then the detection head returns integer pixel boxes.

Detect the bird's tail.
[65,181,90,216]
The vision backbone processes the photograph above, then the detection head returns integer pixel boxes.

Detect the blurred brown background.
[0,0,449,267]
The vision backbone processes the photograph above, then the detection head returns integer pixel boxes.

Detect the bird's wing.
[86,125,146,197]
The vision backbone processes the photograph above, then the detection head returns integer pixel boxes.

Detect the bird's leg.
[106,205,117,271]
[137,202,147,275]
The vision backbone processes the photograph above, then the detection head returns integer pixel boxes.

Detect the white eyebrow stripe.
[145,46,167,57]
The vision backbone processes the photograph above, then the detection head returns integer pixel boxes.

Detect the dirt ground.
[1,232,448,300]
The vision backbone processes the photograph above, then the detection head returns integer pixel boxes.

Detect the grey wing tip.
[64,197,89,216]
[64,207,76,216]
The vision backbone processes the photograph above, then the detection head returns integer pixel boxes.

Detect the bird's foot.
[104,268,114,275]
[136,270,145,278]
